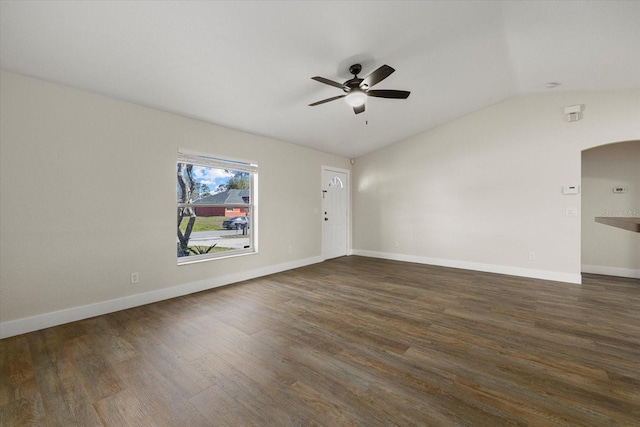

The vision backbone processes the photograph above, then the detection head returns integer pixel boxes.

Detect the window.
[329,176,344,188]
[177,151,257,264]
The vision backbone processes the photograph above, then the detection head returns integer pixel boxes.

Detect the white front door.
[322,167,348,260]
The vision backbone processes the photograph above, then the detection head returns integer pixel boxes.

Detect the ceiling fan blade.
[311,76,346,89]
[309,94,346,106]
[367,89,411,99]
[353,104,365,114]
[360,65,395,89]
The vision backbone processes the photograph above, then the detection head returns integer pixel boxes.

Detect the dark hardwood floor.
[1,256,639,426]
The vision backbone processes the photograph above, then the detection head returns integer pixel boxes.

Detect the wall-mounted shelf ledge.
[595,217,640,233]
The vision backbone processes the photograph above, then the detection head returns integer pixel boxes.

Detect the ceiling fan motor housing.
[344,78,363,92]
[344,64,364,92]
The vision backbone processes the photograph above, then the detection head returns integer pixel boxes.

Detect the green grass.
[178,215,225,232]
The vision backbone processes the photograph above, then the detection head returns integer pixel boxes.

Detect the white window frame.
[177,150,258,265]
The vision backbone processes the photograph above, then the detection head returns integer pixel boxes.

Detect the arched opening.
[581,140,640,279]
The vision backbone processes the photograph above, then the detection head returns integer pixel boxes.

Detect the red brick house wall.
[194,207,249,217]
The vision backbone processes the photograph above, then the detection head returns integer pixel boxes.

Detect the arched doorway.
[581,140,640,278]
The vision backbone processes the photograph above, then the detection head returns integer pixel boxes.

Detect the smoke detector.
[564,104,584,122]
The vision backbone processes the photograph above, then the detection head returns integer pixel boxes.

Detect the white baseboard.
[353,250,582,284]
[581,264,640,279]
[0,256,323,339]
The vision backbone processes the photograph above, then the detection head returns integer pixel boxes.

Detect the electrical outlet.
[528,252,536,261]
[566,207,578,216]
[130,272,139,284]
[394,240,400,248]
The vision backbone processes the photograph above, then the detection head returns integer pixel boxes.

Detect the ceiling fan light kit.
[345,89,367,107]
[309,63,410,114]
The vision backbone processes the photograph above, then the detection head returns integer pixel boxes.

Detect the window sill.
[177,249,257,266]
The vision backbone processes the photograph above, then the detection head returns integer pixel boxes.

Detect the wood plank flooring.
[1,256,639,426]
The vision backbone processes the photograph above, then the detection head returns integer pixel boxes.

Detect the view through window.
[177,151,257,264]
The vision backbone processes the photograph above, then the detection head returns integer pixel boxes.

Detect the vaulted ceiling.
[1,1,639,158]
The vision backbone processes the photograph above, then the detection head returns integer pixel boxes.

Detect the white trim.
[353,249,582,284]
[581,264,640,279]
[177,247,256,265]
[177,149,258,173]
[321,165,351,175]
[0,256,322,339]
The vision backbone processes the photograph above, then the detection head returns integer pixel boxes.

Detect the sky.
[192,166,235,195]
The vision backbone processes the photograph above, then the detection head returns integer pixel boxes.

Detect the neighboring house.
[193,189,250,217]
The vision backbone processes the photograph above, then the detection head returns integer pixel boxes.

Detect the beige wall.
[582,141,640,277]
[0,71,350,333]
[353,90,640,282]
[2,69,638,337]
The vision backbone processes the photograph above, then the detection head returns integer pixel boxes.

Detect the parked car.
[222,216,250,230]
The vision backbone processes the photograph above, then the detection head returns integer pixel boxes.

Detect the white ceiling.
[1,1,639,158]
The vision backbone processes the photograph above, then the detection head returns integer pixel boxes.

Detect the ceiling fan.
[309,63,410,114]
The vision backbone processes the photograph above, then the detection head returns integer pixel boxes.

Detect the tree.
[216,171,250,193]
[227,172,250,190]
[193,182,211,200]
[177,163,196,257]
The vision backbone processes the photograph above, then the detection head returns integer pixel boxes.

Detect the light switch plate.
[562,185,579,195]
